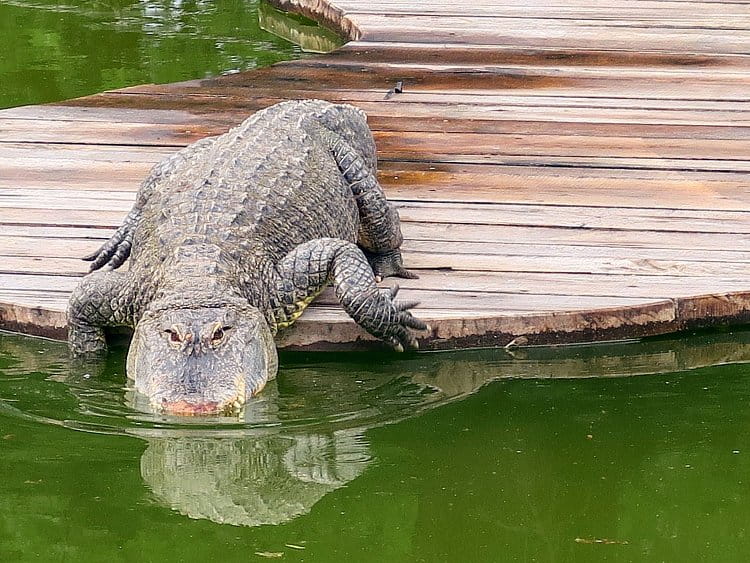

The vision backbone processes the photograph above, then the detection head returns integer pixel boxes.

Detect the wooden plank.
[6,165,750,213]
[341,6,750,21]
[0,220,747,255]
[5,268,750,301]
[2,239,748,279]
[121,75,750,116]
[353,15,750,53]
[2,243,749,278]
[3,201,750,235]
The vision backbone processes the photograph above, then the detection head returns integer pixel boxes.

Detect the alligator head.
[126,302,277,415]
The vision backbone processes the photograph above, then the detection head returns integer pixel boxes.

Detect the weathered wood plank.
[4,201,750,235]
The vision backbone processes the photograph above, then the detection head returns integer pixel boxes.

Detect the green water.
[3,1,750,561]
[0,0,302,109]
[3,331,750,562]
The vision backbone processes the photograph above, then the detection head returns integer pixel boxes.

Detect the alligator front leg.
[67,270,136,356]
[272,238,427,350]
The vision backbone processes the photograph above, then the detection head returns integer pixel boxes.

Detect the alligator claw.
[371,288,427,352]
[366,249,419,281]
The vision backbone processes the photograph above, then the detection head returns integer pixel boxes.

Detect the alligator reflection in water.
[3,329,750,527]
[139,429,369,527]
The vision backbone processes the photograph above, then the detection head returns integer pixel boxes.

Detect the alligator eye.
[211,325,232,345]
[164,329,180,343]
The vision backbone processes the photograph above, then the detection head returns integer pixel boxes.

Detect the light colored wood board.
[2,248,749,278]
[4,234,750,270]
[0,194,135,212]
[0,189,138,202]
[396,202,750,234]
[5,168,750,213]
[0,118,211,146]
[5,267,750,302]
[375,130,750,162]
[404,222,750,252]
[0,105,207,125]
[334,0,750,11]
[2,143,746,184]
[0,142,177,163]
[0,225,116,239]
[0,273,81,291]
[403,252,750,278]
[350,16,750,34]
[401,240,750,264]
[381,169,750,211]
[0,257,89,276]
[3,168,750,214]
[0,220,746,255]
[3,202,750,234]
[0,284,658,313]
[0,208,127,227]
[13,95,750,135]
[308,286,688,311]
[0,176,144,193]
[0,153,744,189]
[353,16,750,53]
[390,271,750,300]
[0,165,750,211]
[383,154,750,173]
[340,5,750,21]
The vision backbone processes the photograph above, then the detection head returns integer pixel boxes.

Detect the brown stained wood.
[1,0,750,351]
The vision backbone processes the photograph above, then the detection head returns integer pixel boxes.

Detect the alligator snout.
[161,399,222,416]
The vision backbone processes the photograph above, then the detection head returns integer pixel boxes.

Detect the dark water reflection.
[3,331,750,561]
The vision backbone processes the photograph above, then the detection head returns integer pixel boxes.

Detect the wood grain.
[1,0,749,350]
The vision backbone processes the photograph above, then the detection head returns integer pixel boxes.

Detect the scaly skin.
[68,100,426,415]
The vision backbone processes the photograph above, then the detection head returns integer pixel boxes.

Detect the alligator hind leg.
[67,270,135,355]
[317,106,417,281]
[271,238,426,350]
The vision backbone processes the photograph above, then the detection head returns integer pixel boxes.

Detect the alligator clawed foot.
[366,249,419,281]
[379,285,429,352]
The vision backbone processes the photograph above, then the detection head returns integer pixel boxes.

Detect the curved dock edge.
[266,0,361,41]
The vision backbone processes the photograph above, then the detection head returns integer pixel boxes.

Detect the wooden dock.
[1,0,750,350]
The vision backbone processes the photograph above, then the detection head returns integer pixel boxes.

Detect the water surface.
[0,0,303,109]
[3,330,750,562]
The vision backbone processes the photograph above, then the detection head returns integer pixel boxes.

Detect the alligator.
[67,99,427,415]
